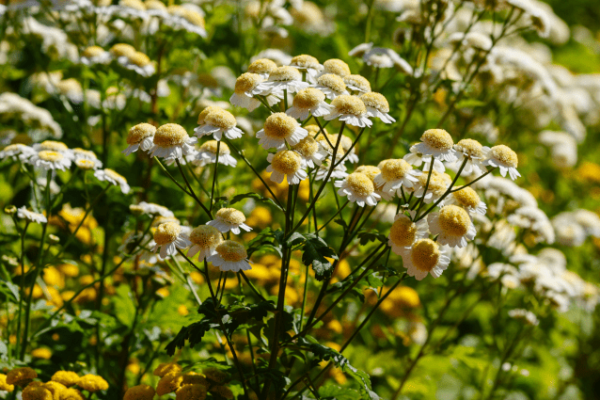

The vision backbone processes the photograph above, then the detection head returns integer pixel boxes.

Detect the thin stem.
[175,158,212,218]
[210,141,221,211]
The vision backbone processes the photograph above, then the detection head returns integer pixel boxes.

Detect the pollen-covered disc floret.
[152,221,191,260]
[17,207,47,224]
[257,66,309,95]
[194,140,237,167]
[428,205,476,248]
[194,108,243,141]
[120,51,155,77]
[29,150,72,171]
[257,113,308,150]
[197,106,223,126]
[72,148,102,169]
[247,58,278,79]
[360,92,395,124]
[94,168,131,194]
[411,170,450,203]
[164,5,207,37]
[110,43,136,59]
[388,212,428,256]
[290,54,323,82]
[453,138,489,175]
[329,134,359,163]
[374,159,421,194]
[291,136,327,168]
[207,240,251,272]
[130,201,174,217]
[187,225,223,261]
[313,73,349,99]
[324,95,372,128]
[411,129,458,164]
[343,74,371,94]
[335,172,381,207]
[230,72,272,112]
[151,123,197,161]
[484,144,520,180]
[33,140,74,159]
[402,239,451,280]
[0,144,36,160]
[286,88,332,120]
[124,123,156,155]
[444,187,487,215]
[207,208,252,235]
[322,59,351,78]
[267,149,308,185]
[81,45,110,65]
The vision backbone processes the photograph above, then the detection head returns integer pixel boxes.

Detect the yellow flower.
[22,385,53,400]
[246,206,273,228]
[77,374,108,392]
[156,371,183,396]
[177,305,189,316]
[202,367,229,384]
[43,381,66,400]
[0,374,14,392]
[6,367,37,387]
[51,371,79,387]
[209,385,233,399]
[124,384,155,400]
[31,348,52,359]
[153,362,182,377]
[176,383,207,400]
[61,388,84,400]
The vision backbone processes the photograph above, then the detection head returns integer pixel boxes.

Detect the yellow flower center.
[411,239,441,272]
[317,74,346,94]
[355,165,381,182]
[305,124,325,136]
[153,222,181,245]
[438,205,471,237]
[216,208,246,225]
[197,106,223,125]
[268,66,301,82]
[76,159,96,170]
[452,187,481,209]
[381,159,412,180]
[189,225,223,248]
[290,54,320,70]
[122,0,145,11]
[421,129,454,151]
[292,137,319,158]
[128,52,151,67]
[154,123,189,147]
[323,59,351,77]
[215,241,247,262]
[331,95,366,116]
[455,138,484,158]
[205,109,237,130]
[127,123,156,145]
[82,46,104,58]
[145,0,167,10]
[360,92,390,113]
[234,73,262,94]
[104,168,127,183]
[38,151,64,162]
[293,88,325,109]
[39,140,68,152]
[168,5,205,27]
[343,75,371,92]
[346,172,374,196]
[264,113,298,139]
[417,171,448,196]
[200,140,230,155]
[110,43,136,58]
[490,144,518,168]
[389,216,417,247]
[271,150,302,175]
[248,58,277,75]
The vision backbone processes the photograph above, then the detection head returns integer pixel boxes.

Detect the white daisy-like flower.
[484,144,521,180]
[207,240,251,272]
[152,221,192,260]
[123,123,156,156]
[388,211,428,256]
[401,238,451,280]
[360,92,395,124]
[291,136,328,168]
[0,144,36,161]
[119,51,155,77]
[94,169,131,194]
[150,123,197,161]
[109,43,137,61]
[229,72,281,112]
[29,151,72,171]
[17,207,47,224]
[428,205,476,248]
[335,172,381,207]
[80,45,111,65]
[452,138,489,176]
[374,159,421,192]
[164,5,207,37]
[330,134,359,164]
[256,66,309,96]
[315,160,348,182]
[362,47,400,69]
[289,54,323,83]
[508,309,539,326]
[312,73,349,100]
[187,225,223,261]
[257,113,308,150]
[442,187,487,216]
[74,158,98,170]
[194,140,237,167]
[355,165,393,201]
[410,170,451,204]
[247,58,278,79]
[343,75,371,94]
[145,0,169,17]
[266,149,308,185]
[321,59,351,78]
[410,129,458,163]
[403,147,445,172]
[207,208,252,235]
[193,108,244,141]
[72,148,103,169]
[100,0,148,19]
[286,88,332,120]
[32,141,74,160]
[324,95,372,128]
[348,42,373,58]
[129,201,174,217]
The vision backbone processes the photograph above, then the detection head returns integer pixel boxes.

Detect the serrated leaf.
[357,231,387,246]
[301,235,337,281]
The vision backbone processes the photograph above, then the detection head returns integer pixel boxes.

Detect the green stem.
[210,141,221,211]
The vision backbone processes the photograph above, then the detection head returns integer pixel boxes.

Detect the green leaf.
[301,234,338,281]
[112,285,136,328]
[319,384,362,400]
[357,231,387,246]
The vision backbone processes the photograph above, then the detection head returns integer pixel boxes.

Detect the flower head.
[335,172,381,207]
[444,187,487,215]
[29,151,71,171]
[152,221,191,259]
[120,51,155,77]
[153,363,182,378]
[360,92,395,124]
[94,169,130,194]
[257,66,309,95]
[257,113,308,150]
[151,123,197,161]
[72,148,102,169]
[129,201,174,217]
[247,58,278,79]
[124,384,156,400]
[484,144,520,180]
[388,212,428,256]
[51,371,79,387]
[175,384,207,400]
[374,159,421,193]
[0,143,36,160]
[17,207,47,224]
[453,138,489,175]
[428,205,476,248]
[322,59,351,77]
[291,136,328,168]
[156,372,183,396]
[0,374,14,392]
[22,385,53,400]
[207,240,251,272]
[324,95,372,127]
[313,73,349,99]
[230,73,269,111]
[165,5,207,37]
[80,45,111,65]
[402,238,451,280]
[266,149,308,185]
[343,75,371,93]
[195,141,237,167]
[6,367,37,387]
[208,208,252,235]
[110,43,136,59]
[286,88,332,120]
[188,225,223,261]
[290,54,323,82]
[194,109,243,141]
[77,375,108,392]
[124,123,156,155]
[411,129,457,163]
